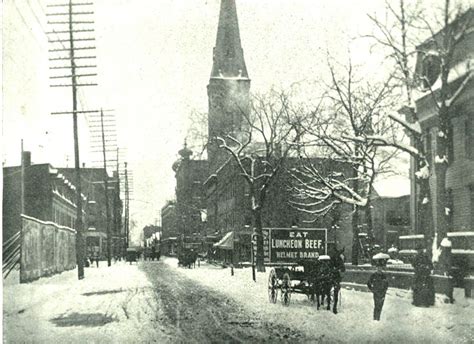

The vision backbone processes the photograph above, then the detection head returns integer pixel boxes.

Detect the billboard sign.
[252,228,327,264]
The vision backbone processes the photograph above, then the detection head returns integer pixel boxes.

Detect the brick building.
[408,9,474,246]
[160,200,178,255]
[168,0,356,262]
[172,144,208,238]
[58,167,123,259]
[2,152,87,244]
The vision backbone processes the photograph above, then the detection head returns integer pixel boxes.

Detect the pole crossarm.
[50,83,98,87]
[47,11,94,16]
[50,65,96,69]
[47,2,93,7]
[51,109,102,115]
[49,56,96,60]
[48,21,95,24]
[49,46,96,52]
[46,29,94,34]
[49,38,95,43]
[50,73,97,79]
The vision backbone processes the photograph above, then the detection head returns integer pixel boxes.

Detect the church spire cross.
[211,0,248,79]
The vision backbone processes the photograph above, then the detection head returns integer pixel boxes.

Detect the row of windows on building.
[424,115,473,163]
[53,203,76,229]
[446,185,474,229]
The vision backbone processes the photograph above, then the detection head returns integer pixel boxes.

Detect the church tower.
[207,0,250,171]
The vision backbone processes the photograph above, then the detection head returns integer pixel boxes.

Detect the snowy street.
[3,258,474,343]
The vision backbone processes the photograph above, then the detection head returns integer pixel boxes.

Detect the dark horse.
[314,248,345,314]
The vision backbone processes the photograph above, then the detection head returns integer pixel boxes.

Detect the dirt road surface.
[141,261,314,343]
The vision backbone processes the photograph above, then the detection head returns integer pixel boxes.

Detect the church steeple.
[207,0,250,172]
[211,0,248,79]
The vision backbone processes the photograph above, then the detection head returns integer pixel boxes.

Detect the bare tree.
[290,59,400,265]
[186,109,209,159]
[366,0,473,252]
[213,89,310,272]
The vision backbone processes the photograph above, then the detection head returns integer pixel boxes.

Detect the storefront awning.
[213,231,234,250]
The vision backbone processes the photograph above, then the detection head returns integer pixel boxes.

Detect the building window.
[466,116,472,159]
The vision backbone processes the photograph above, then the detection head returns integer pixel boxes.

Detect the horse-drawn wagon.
[262,228,345,313]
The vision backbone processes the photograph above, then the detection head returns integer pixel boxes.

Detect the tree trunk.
[351,205,360,266]
[436,107,451,242]
[253,207,265,272]
[351,163,360,265]
[416,160,433,254]
[365,198,374,245]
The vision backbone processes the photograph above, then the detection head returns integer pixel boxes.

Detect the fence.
[20,215,76,283]
[3,231,21,278]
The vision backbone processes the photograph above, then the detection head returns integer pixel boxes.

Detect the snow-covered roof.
[373,175,410,198]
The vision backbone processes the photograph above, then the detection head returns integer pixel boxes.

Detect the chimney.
[22,151,31,167]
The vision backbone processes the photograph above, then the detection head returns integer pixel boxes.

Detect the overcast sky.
[3,0,471,243]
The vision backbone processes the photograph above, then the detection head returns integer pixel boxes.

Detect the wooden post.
[69,0,85,280]
[100,109,112,266]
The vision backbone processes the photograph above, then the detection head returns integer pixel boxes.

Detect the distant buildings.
[172,145,208,238]
[2,152,124,259]
[165,0,356,261]
[58,167,124,258]
[143,225,161,247]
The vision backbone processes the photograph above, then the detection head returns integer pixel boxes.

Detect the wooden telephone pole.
[124,162,130,248]
[88,109,117,266]
[47,0,98,280]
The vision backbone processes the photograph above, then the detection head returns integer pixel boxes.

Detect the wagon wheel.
[268,268,278,303]
[281,272,292,306]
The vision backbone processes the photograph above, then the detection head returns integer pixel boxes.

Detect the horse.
[314,248,345,314]
[329,247,346,314]
[313,258,333,311]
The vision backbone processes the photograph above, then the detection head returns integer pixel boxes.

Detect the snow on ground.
[3,262,170,343]
[164,257,474,344]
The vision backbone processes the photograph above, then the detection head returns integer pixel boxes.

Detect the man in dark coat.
[412,247,435,306]
[368,253,389,321]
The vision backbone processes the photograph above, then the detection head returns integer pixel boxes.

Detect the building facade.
[407,9,474,264]
[407,9,474,267]
[58,167,122,259]
[2,152,86,244]
[172,145,208,238]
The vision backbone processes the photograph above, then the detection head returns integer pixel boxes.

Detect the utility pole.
[20,140,25,215]
[124,162,130,248]
[100,109,112,266]
[88,109,116,266]
[47,0,98,280]
[114,147,121,259]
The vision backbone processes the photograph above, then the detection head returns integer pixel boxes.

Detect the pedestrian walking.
[412,246,435,307]
[93,251,99,268]
[368,253,390,321]
[439,237,454,303]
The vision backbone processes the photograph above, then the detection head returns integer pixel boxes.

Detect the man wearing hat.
[367,253,390,321]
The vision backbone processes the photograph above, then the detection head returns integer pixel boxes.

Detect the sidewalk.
[164,257,474,344]
[3,261,170,343]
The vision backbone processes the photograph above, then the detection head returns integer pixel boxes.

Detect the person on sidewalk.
[93,251,99,268]
[439,237,454,303]
[367,253,390,321]
[412,246,435,307]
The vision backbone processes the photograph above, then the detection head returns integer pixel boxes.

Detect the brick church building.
[167,0,357,263]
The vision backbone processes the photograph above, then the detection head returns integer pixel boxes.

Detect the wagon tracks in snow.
[140,260,310,343]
